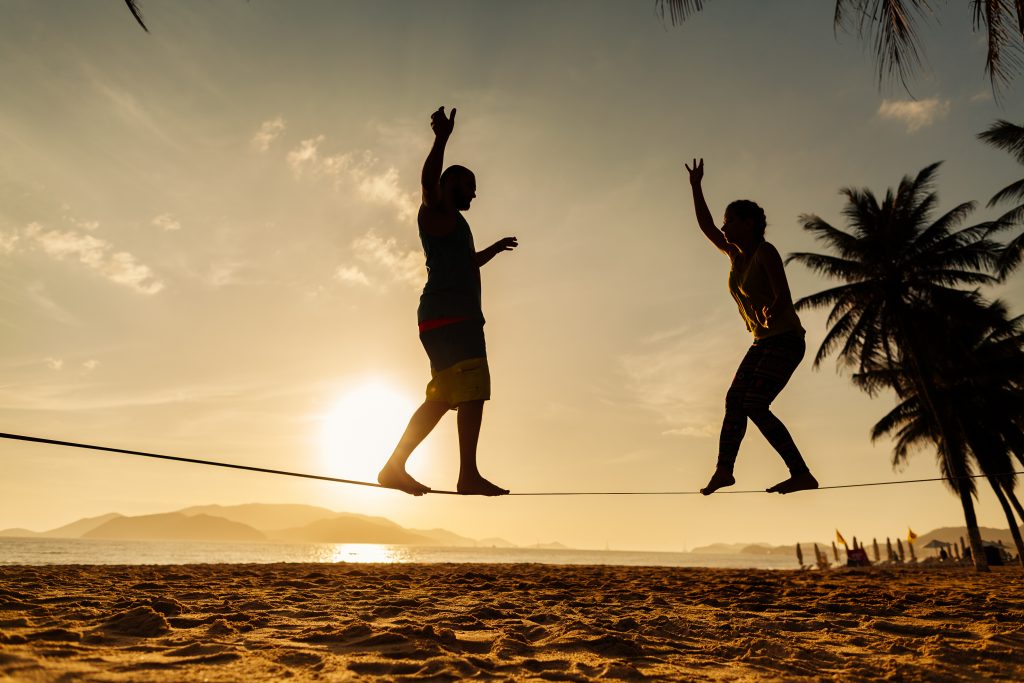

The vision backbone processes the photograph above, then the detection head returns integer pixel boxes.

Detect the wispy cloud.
[152,214,181,231]
[71,218,100,231]
[252,116,286,152]
[23,222,164,295]
[44,357,63,371]
[336,230,423,290]
[81,360,99,374]
[205,261,244,288]
[287,136,324,176]
[334,264,371,287]
[94,82,172,144]
[877,98,951,133]
[618,321,739,438]
[286,136,417,221]
[0,230,19,254]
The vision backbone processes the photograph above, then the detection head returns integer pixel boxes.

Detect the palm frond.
[125,0,148,32]
[794,216,862,258]
[998,229,1024,276]
[791,281,871,311]
[988,181,1024,208]
[834,0,933,87]
[907,200,974,254]
[787,252,867,281]
[978,119,1024,165]
[971,0,1024,97]
[870,396,920,441]
[655,0,709,24]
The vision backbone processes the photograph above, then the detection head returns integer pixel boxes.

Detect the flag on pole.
[836,529,848,547]
[907,528,918,543]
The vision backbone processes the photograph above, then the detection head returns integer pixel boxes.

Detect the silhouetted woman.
[685,158,818,495]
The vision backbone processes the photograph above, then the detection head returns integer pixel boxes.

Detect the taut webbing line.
[3,431,1022,496]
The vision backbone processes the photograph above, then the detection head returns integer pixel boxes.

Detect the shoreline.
[2,563,1023,680]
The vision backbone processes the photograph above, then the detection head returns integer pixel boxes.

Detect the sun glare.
[320,380,418,482]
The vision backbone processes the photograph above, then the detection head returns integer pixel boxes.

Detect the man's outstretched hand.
[494,236,518,252]
[431,106,456,140]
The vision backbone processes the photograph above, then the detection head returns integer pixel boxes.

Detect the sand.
[1,563,1023,681]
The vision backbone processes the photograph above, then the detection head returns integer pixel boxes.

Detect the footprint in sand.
[27,628,82,642]
[276,650,324,669]
[99,606,170,637]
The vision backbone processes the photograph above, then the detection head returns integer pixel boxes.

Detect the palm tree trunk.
[1004,482,1024,526]
[900,323,989,572]
[956,482,990,571]
[990,477,1024,569]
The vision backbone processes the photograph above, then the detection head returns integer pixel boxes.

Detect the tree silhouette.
[864,301,1024,569]
[789,163,1005,571]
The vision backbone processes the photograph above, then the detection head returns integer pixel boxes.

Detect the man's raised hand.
[431,106,456,140]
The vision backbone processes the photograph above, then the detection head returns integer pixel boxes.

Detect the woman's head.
[722,200,767,246]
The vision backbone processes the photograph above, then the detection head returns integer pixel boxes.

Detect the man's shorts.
[420,320,490,408]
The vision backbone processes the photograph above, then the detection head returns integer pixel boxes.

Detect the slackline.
[3,431,1022,496]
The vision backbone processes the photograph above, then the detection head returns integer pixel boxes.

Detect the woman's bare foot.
[457,474,509,496]
[377,464,431,496]
[767,471,819,494]
[700,469,735,495]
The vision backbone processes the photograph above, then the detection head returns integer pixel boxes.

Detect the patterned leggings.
[717,332,809,475]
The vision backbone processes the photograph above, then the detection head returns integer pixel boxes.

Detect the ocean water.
[0,538,800,569]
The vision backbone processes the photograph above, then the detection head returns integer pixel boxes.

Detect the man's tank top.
[727,242,804,340]
[417,212,484,325]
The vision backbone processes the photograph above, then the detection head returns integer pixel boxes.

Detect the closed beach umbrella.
[852,536,859,551]
[886,537,894,562]
[796,543,804,567]
[897,538,906,562]
[908,539,917,562]
[832,541,839,562]
[872,538,880,563]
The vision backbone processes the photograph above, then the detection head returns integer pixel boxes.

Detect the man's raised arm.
[421,107,456,208]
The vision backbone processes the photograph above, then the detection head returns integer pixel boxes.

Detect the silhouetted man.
[378,106,516,496]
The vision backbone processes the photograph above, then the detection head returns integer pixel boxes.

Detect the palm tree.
[657,1,1024,96]
[978,119,1024,275]
[788,162,1004,571]
[864,301,1024,569]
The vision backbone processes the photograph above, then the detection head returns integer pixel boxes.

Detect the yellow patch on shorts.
[425,357,491,407]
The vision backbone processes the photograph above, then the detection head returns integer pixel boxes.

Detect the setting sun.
[319,380,419,482]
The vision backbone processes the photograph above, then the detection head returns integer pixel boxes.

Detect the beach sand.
[1,563,1023,681]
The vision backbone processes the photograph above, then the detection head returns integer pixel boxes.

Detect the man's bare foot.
[700,469,735,495]
[767,471,819,494]
[457,474,509,496]
[378,464,431,496]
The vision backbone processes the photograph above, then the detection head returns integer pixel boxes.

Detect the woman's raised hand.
[685,158,704,187]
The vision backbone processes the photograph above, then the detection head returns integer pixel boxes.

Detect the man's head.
[440,165,476,211]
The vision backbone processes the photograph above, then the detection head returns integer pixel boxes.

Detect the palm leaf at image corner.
[660,0,1024,96]
[655,0,709,24]
[125,0,148,32]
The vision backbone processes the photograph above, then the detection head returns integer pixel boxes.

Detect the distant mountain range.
[0,504,539,548]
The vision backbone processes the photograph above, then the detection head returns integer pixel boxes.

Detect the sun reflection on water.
[316,543,412,564]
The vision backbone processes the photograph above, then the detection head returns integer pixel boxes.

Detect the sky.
[2,0,1024,552]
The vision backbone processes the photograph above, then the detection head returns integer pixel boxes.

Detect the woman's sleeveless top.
[727,243,803,340]
[417,212,484,324]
